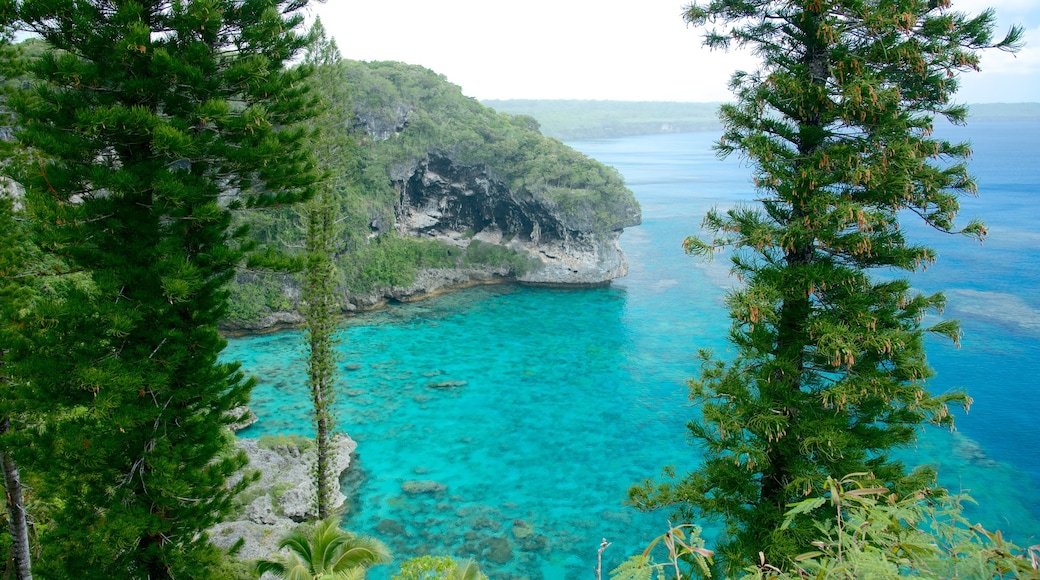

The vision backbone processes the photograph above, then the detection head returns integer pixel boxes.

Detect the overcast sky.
[311,0,1040,104]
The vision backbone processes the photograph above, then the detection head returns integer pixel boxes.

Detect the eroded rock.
[208,434,357,561]
[395,153,639,287]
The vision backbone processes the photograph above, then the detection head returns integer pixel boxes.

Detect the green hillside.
[482,99,723,140]
[483,99,1040,140]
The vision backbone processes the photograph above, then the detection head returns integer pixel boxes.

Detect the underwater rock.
[457,541,481,559]
[482,536,515,565]
[427,380,468,389]
[520,534,552,556]
[472,517,502,532]
[511,519,535,539]
[953,435,999,467]
[402,479,448,495]
[376,518,408,537]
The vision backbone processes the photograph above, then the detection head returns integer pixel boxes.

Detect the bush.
[616,474,1040,580]
[344,235,458,293]
[463,239,540,276]
[257,433,314,454]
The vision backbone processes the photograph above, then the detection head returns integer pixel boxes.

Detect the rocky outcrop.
[208,435,356,562]
[394,152,639,286]
[222,61,643,332]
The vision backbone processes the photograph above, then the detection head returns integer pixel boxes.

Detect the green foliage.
[301,22,347,520]
[626,475,1040,580]
[632,0,1024,575]
[751,474,1040,579]
[344,235,458,294]
[257,517,393,580]
[395,556,458,580]
[611,524,715,580]
[225,272,298,325]
[462,240,539,276]
[0,529,9,572]
[1,0,321,575]
[345,60,635,235]
[226,59,637,323]
[393,556,487,580]
[210,549,257,580]
[257,434,315,454]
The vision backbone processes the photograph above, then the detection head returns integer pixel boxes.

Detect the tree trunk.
[1,418,32,580]
[315,378,331,520]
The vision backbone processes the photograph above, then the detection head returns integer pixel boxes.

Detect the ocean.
[226,121,1040,578]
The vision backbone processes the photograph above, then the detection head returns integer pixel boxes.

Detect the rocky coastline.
[221,153,640,335]
[209,434,357,562]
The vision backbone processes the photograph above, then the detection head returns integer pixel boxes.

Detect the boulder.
[482,536,514,565]
[401,479,448,495]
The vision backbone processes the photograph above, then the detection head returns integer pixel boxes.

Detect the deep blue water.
[227,122,1040,578]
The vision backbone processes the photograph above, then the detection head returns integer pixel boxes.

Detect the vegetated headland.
[223,61,642,333]
[484,99,1040,141]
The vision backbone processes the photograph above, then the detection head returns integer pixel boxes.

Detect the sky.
[310,0,1040,104]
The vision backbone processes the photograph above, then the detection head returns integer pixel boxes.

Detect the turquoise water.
[227,123,1040,578]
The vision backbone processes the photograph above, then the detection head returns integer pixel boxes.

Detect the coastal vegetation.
[620,474,1040,579]
[256,517,392,580]
[300,20,349,522]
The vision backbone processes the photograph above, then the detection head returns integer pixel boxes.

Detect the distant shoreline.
[483,99,1040,140]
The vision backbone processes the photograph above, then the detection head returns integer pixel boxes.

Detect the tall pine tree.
[630,0,1022,573]
[0,24,36,580]
[2,0,320,576]
[301,19,349,520]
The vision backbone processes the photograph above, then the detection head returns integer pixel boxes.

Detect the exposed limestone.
[208,434,356,562]
[226,406,258,431]
[394,153,639,287]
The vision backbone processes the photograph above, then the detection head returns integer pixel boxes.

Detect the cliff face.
[393,152,639,286]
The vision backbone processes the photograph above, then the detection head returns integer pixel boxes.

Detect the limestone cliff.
[224,61,640,331]
[393,152,638,286]
[349,60,641,288]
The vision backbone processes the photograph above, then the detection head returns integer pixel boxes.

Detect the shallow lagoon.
[228,124,1040,578]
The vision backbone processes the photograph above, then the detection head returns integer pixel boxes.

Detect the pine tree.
[303,174,342,521]
[630,0,1022,573]
[0,25,36,580]
[0,199,34,580]
[300,20,356,520]
[302,94,343,522]
[1,0,320,576]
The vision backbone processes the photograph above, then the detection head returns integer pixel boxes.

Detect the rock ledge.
[209,434,356,562]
